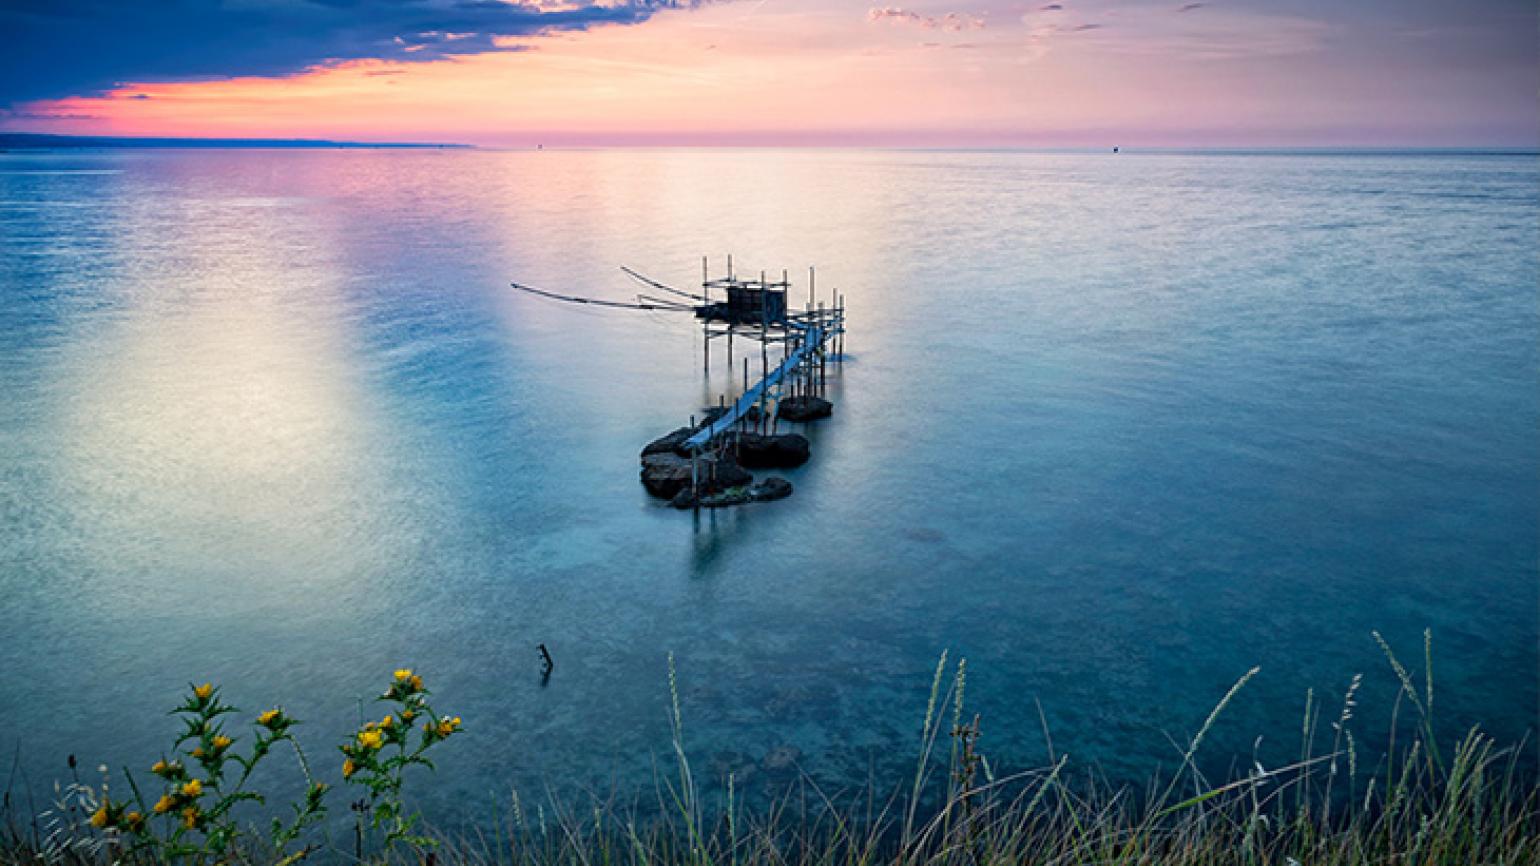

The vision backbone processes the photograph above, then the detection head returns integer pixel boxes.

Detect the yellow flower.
[211,735,232,752]
[393,668,413,683]
[153,795,176,814]
[380,714,394,729]
[181,779,203,798]
[181,806,200,830]
[257,709,281,728]
[150,760,168,775]
[123,812,145,832]
[357,729,383,750]
[435,716,462,738]
[193,683,214,702]
[410,674,424,691]
[342,759,357,778]
[401,709,416,723]
[90,806,109,828]
[191,747,205,759]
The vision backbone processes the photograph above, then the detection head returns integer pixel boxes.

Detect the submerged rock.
[730,432,810,468]
[777,395,832,421]
[760,744,803,772]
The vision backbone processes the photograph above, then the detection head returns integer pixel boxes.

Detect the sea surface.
[1,148,1536,827]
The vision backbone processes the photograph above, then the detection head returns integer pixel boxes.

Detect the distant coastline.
[0,133,471,150]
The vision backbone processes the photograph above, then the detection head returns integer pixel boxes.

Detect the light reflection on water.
[0,148,1535,827]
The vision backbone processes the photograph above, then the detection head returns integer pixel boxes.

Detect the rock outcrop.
[729,432,810,468]
[641,427,696,457]
[777,395,833,421]
[669,476,794,509]
[642,404,816,506]
[640,452,751,499]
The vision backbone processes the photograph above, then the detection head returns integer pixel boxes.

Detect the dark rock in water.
[708,459,752,491]
[670,486,736,509]
[670,476,794,509]
[641,427,696,457]
[709,750,759,785]
[642,452,751,499]
[641,453,694,498]
[778,395,832,421]
[731,432,810,468]
[751,476,793,501]
[699,488,752,509]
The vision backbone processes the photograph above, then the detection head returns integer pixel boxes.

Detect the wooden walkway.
[683,320,831,452]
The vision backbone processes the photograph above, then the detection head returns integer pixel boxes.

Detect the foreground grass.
[5,633,1536,864]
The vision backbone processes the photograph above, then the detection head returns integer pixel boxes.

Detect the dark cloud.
[1071,23,1102,31]
[0,1,705,106]
[0,109,104,120]
[1178,3,1205,11]
[1040,4,1064,10]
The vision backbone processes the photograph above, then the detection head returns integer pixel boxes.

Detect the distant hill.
[0,133,470,150]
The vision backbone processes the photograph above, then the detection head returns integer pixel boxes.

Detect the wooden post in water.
[836,292,844,359]
[817,301,827,394]
[759,271,769,434]
[688,414,700,510]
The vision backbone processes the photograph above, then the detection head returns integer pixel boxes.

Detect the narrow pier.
[512,256,847,509]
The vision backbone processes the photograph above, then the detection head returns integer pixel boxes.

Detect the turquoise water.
[1,149,1535,823]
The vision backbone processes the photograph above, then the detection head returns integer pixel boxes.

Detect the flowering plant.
[339,669,462,849]
[79,669,461,862]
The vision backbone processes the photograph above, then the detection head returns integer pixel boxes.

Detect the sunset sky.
[1,0,1535,146]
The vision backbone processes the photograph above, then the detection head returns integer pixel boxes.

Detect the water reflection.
[0,149,1534,825]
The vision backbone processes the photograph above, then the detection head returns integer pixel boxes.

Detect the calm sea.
[1,148,1535,825]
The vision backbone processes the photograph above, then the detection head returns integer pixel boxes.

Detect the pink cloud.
[866,7,985,32]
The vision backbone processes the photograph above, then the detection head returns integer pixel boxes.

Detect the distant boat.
[1113,146,1120,153]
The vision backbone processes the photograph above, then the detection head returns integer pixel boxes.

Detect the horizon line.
[2,132,1537,155]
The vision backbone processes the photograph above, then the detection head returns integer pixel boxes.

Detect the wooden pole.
[836,293,844,358]
[760,274,769,434]
[688,413,699,509]
[817,302,826,394]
